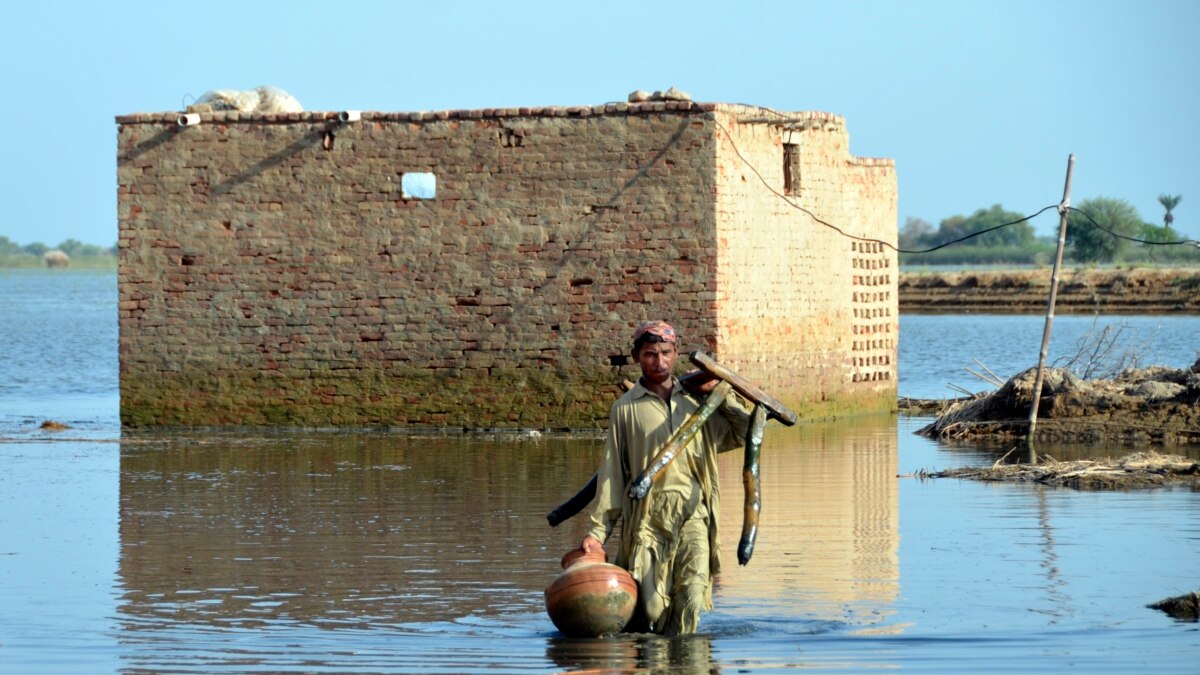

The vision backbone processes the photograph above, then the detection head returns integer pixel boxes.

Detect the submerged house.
[115,96,897,427]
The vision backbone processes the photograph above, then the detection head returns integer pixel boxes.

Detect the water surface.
[0,269,118,433]
[1,270,1197,673]
[900,312,1200,400]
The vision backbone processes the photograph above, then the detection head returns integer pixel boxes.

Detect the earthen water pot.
[544,548,637,638]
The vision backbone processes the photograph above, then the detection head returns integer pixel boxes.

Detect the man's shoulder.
[612,386,648,410]
[611,381,702,412]
[612,381,673,414]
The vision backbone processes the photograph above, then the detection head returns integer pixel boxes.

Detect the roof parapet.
[115,102,843,126]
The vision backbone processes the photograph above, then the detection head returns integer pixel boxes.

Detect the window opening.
[783,143,799,196]
[401,172,437,199]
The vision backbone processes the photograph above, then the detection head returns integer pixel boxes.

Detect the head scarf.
[632,320,677,345]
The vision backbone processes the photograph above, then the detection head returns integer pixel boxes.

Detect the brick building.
[116,100,897,427]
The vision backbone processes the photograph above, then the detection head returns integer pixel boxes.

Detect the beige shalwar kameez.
[584,378,749,635]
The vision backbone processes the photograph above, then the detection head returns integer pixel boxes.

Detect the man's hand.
[581,535,604,554]
[680,368,720,395]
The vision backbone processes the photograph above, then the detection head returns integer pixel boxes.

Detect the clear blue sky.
[1,0,1196,248]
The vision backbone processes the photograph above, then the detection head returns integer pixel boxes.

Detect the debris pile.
[917,359,1200,446]
[926,451,1200,489]
[1149,591,1200,621]
[42,250,69,268]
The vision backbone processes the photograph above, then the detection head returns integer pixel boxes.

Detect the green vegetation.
[0,236,117,269]
[899,197,1199,267]
[1065,197,1144,263]
[1157,194,1181,229]
[900,204,1055,266]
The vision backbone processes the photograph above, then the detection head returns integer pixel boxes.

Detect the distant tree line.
[899,196,1198,267]
[0,236,118,268]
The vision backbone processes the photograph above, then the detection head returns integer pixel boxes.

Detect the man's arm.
[682,369,751,453]
[581,412,625,548]
[714,392,752,453]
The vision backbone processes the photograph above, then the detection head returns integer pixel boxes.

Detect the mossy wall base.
[120,367,623,428]
[121,366,896,429]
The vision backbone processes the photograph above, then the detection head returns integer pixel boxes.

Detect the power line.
[1067,207,1199,247]
[712,117,1057,254]
[896,207,1057,253]
[715,117,1198,254]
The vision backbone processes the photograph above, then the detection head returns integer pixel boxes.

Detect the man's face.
[635,341,677,386]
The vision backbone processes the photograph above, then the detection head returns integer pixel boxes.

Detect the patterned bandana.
[631,320,677,344]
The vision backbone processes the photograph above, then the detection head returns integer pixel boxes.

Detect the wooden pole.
[628,382,732,500]
[1026,154,1076,458]
[689,352,798,425]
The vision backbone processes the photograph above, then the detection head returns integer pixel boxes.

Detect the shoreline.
[900,268,1200,314]
[7,266,1200,315]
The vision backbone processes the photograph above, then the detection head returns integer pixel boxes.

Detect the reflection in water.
[714,416,900,628]
[545,633,716,673]
[118,433,602,631]
[1034,487,1069,623]
[116,418,901,668]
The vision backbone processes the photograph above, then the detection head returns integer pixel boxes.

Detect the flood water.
[2,269,1198,673]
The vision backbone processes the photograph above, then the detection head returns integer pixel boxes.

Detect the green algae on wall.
[120,366,624,428]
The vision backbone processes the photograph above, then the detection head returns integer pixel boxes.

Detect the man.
[580,320,749,635]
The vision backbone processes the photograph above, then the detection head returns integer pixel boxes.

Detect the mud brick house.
[115,99,897,427]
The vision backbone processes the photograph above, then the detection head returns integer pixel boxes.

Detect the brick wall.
[116,102,895,427]
[712,108,898,415]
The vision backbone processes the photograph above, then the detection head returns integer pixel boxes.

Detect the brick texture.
[712,110,898,412]
[116,102,896,427]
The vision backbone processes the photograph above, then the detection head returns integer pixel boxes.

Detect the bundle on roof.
[190,85,302,113]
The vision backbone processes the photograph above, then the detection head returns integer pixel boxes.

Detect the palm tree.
[1157,194,1182,230]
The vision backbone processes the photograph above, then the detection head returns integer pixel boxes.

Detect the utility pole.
[1026,154,1076,461]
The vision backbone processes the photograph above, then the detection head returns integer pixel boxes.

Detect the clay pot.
[544,548,637,638]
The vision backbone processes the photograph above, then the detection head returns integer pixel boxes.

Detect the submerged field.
[900,267,1200,313]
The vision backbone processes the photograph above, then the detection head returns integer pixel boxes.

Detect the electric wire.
[713,116,1197,254]
[1067,207,1199,247]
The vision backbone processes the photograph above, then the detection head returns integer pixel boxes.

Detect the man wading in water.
[580,320,750,635]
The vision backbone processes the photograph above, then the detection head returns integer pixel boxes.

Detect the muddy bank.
[925,451,1200,490]
[900,268,1200,313]
[916,360,1200,446]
